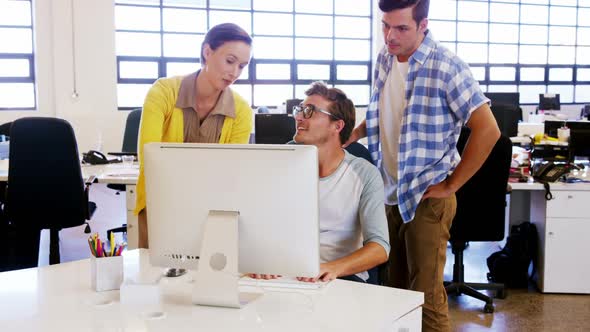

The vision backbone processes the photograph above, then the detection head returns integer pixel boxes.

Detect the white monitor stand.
[192,210,260,308]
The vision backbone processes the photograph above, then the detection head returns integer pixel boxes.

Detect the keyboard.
[239,277,328,290]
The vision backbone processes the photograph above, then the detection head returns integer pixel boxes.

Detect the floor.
[40,184,590,331]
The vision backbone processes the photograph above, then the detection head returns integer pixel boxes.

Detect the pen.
[87,237,96,257]
[109,232,115,257]
[96,238,102,257]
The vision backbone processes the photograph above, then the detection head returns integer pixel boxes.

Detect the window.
[0,0,35,110]
[429,0,590,104]
[115,0,372,108]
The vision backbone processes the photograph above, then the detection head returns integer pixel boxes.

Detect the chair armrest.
[85,175,97,187]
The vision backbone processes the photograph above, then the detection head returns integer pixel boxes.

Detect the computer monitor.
[285,98,303,115]
[485,92,520,108]
[545,120,590,138]
[143,143,320,277]
[539,93,561,111]
[485,93,522,137]
[254,113,296,144]
[569,129,590,161]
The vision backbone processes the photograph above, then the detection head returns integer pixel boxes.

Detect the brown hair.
[304,82,356,144]
[378,0,429,26]
[201,23,252,64]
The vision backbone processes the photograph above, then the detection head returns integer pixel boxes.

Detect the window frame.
[430,0,588,105]
[115,0,373,110]
[0,0,36,111]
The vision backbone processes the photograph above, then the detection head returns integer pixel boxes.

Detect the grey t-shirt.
[319,150,390,281]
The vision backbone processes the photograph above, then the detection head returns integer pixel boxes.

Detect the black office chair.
[106,109,142,239]
[0,121,12,223]
[344,142,382,285]
[2,117,96,271]
[121,108,142,154]
[108,108,141,193]
[0,121,12,137]
[444,128,512,313]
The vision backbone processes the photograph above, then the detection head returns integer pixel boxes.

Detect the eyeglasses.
[293,104,342,120]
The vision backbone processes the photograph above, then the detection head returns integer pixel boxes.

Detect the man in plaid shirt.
[345,1,500,331]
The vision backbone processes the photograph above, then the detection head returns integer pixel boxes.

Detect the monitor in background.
[485,92,520,108]
[570,129,590,161]
[539,93,561,111]
[485,92,522,137]
[285,98,303,115]
[567,122,590,161]
[144,143,320,277]
[254,113,296,144]
[545,120,590,138]
[544,120,564,137]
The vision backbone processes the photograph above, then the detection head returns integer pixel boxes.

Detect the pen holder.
[91,255,124,292]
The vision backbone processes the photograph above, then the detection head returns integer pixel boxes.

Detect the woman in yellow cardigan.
[135,23,253,248]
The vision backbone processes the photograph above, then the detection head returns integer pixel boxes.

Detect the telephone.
[82,150,109,165]
[533,162,569,183]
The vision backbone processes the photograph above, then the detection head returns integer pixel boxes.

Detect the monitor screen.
[286,98,303,115]
[545,120,590,138]
[485,92,520,109]
[254,114,296,144]
[143,143,320,277]
[539,93,561,111]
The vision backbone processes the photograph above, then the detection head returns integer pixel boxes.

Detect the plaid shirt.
[366,30,489,223]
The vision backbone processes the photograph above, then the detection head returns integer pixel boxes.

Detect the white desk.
[0,250,424,331]
[0,162,140,249]
[509,174,590,294]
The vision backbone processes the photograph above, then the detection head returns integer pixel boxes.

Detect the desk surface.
[0,161,138,185]
[510,169,590,191]
[0,250,423,332]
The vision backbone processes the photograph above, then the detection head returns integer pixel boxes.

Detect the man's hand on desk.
[297,262,343,283]
[247,262,342,283]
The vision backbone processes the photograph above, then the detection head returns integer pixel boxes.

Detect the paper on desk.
[102,164,139,177]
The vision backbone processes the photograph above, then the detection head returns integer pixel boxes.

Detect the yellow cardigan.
[134,76,253,214]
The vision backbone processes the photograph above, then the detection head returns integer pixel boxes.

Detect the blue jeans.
[338,274,366,283]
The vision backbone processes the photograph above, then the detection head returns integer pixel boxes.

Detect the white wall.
[0,0,126,152]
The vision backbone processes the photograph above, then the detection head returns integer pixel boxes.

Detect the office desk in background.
[509,175,590,294]
[0,249,424,332]
[0,162,140,249]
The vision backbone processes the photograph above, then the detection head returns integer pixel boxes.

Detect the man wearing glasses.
[291,81,390,283]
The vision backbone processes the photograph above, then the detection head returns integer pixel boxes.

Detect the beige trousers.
[381,196,456,332]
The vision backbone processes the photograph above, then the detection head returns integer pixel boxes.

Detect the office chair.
[2,117,96,271]
[108,108,141,193]
[444,127,512,313]
[0,121,12,224]
[106,109,142,239]
[0,121,12,137]
[344,142,382,285]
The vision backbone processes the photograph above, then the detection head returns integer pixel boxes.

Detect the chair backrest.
[0,121,12,137]
[345,142,374,165]
[6,117,86,229]
[122,109,142,153]
[451,128,512,242]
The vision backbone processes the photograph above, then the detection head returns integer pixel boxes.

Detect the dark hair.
[201,23,252,64]
[304,82,355,145]
[378,0,429,26]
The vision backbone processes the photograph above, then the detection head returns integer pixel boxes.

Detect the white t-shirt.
[378,57,410,205]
